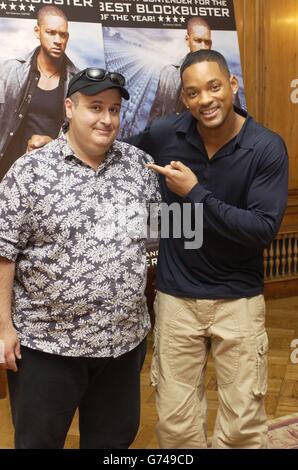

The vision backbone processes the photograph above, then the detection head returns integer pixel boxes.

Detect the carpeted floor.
[268,413,298,448]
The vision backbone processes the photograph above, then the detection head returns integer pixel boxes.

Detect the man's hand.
[0,326,21,372]
[146,160,198,197]
[27,135,53,152]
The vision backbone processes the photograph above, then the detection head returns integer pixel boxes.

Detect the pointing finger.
[170,161,185,170]
[145,163,169,176]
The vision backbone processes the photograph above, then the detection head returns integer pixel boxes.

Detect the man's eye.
[110,108,120,115]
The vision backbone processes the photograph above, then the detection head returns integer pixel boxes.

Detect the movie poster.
[0,0,245,300]
[0,0,245,142]
[100,0,246,138]
[0,1,105,180]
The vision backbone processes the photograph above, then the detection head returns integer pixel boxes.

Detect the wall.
[234,0,298,296]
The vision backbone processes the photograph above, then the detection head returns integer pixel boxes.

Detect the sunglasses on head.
[72,68,126,88]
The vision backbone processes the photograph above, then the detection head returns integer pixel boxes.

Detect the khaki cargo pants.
[151,291,268,449]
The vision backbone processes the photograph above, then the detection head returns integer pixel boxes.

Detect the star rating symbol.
[28,4,35,11]
[165,16,171,22]
[158,15,164,22]
[0,2,7,9]
[180,17,186,23]
[173,16,178,23]
[9,2,16,10]
[19,3,26,11]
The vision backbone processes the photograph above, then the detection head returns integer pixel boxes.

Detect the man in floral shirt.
[0,68,160,449]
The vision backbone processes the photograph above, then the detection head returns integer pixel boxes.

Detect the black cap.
[66,69,130,100]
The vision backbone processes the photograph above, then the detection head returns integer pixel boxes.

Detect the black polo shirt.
[128,110,288,299]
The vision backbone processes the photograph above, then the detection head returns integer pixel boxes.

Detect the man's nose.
[54,34,62,44]
[100,110,112,125]
[199,90,213,105]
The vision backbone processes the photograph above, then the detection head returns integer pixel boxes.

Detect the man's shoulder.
[0,49,35,71]
[160,63,180,73]
[123,113,189,157]
[0,58,22,77]
[11,139,60,172]
[149,112,189,135]
[30,137,60,158]
[249,117,286,151]
[242,117,287,170]
[158,62,181,82]
[114,140,154,164]
[64,54,79,74]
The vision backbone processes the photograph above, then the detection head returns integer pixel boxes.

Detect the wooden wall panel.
[234,1,298,296]
[233,0,261,120]
[260,0,298,191]
[234,0,298,230]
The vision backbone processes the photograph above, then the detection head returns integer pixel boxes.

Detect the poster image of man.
[0,6,105,180]
[149,17,213,121]
[103,24,245,139]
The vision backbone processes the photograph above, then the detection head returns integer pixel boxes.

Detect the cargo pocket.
[253,331,269,397]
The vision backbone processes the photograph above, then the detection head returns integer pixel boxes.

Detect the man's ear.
[64,98,73,121]
[185,34,190,49]
[34,25,40,40]
[230,75,239,95]
[181,89,189,109]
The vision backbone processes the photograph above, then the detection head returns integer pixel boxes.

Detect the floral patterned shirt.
[0,134,160,357]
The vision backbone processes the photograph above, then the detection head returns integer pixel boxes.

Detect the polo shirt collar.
[176,107,255,152]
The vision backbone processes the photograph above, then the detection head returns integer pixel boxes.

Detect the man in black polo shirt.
[0,5,78,181]
[129,50,288,448]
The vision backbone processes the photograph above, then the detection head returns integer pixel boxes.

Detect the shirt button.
[28,94,32,99]
[19,114,23,118]
[9,132,13,136]
[0,153,3,157]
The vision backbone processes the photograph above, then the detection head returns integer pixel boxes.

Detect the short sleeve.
[0,169,32,261]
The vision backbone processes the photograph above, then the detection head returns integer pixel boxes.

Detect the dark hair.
[186,16,211,34]
[37,6,68,26]
[180,49,231,79]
